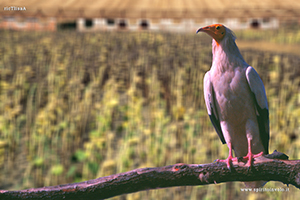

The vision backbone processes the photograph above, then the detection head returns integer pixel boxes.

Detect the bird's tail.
[243,150,289,188]
[243,181,267,188]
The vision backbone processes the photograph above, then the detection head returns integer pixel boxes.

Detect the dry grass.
[0,29,299,199]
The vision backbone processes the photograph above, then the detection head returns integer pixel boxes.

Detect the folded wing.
[203,71,226,144]
[246,66,269,154]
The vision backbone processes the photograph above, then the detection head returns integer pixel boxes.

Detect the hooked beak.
[196,26,210,34]
[196,28,202,34]
[196,24,226,44]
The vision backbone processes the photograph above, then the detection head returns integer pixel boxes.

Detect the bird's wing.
[203,71,226,144]
[246,66,269,154]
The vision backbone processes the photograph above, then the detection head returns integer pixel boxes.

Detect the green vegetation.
[0,29,299,199]
[235,27,300,45]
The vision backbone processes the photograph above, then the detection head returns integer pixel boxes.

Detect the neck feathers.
[212,28,247,71]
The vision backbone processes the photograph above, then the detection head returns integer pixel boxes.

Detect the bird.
[196,24,269,187]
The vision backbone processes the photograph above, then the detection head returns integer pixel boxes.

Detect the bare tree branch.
[0,154,298,200]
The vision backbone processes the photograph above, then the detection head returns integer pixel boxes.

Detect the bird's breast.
[211,67,255,123]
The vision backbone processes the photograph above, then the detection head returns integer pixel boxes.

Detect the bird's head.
[196,24,226,44]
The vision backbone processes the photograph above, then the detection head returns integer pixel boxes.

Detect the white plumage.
[198,24,269,187]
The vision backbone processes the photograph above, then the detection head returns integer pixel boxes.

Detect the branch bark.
[0,154,299,200]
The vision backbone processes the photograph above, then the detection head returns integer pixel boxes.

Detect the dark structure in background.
[0,1,299,32]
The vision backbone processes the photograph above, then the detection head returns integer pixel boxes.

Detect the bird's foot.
[243,151,263,167]
[216,155,237,170]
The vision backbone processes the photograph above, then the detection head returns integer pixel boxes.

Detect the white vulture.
[197,24,269,187]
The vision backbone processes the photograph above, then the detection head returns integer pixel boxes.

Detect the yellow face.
[196,24,226,44]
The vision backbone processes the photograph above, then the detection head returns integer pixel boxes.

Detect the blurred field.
[0,28,299,200]
[2,0,300,12]
[1,0,300,19]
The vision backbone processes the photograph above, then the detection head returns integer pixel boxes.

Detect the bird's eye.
[216,26,220,30]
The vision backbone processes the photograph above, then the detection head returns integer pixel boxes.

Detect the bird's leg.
[243,138,264,167]
[216,142,237,170]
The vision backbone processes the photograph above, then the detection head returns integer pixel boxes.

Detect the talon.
[243,138,264,167]
[215,142,237,170]
[253,151,263,158]
[216,155,237,170]
[216,158,232,171]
